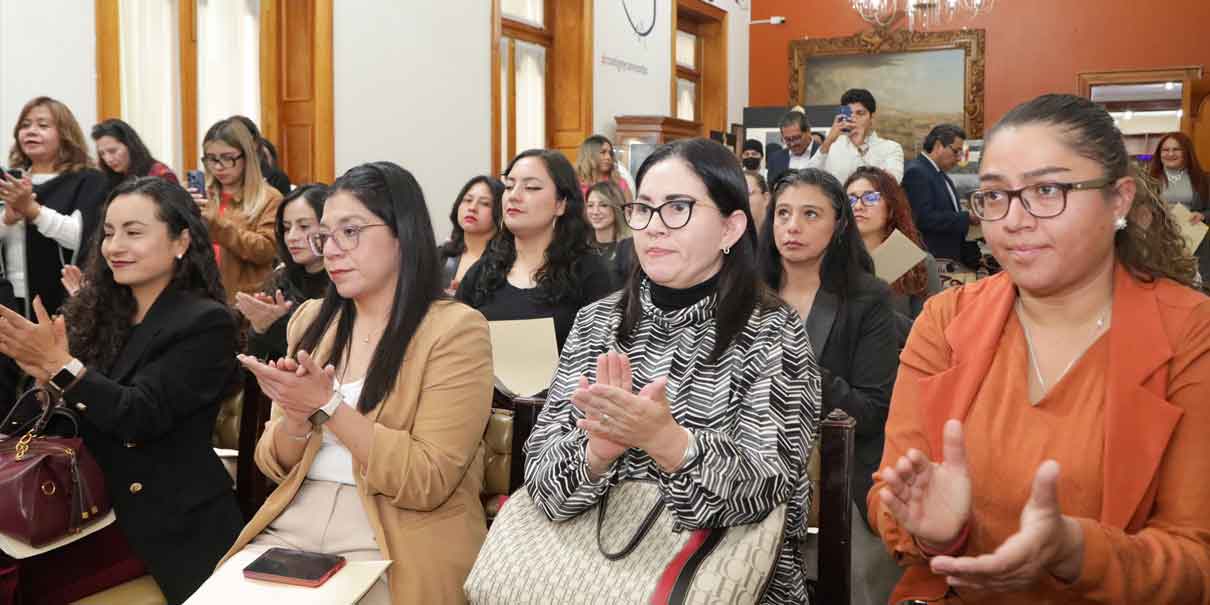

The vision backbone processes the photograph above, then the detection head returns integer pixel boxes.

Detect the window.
[497,1,552,169]
[674,27,701,122]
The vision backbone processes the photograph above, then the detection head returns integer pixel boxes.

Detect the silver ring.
[601,413,611,425]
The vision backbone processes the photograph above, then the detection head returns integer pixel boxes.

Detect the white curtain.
[196,0,260,151]
[118,0,182,175]
[514,40,546,154]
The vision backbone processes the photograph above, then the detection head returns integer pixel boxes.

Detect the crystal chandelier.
[851,0,996,30]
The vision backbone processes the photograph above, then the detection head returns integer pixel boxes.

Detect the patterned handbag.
[464,480,787,604]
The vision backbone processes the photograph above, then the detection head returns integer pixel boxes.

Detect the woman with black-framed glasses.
[871,94,1210,604]
[190,118,283,300]
[523,138,820,604]
[455,149,613,353]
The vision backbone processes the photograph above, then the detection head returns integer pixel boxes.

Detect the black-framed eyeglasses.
[949,144,965,156]
[307,223,390,256]
[848,191,883,207]
[623,199,718,230]
[969,176,1115,221]
[200,153,244,169]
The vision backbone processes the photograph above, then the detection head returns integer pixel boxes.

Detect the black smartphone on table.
[242,547,347,588]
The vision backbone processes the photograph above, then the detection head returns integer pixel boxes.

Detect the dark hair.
[65,177,233,371]
[619,138,778,363]
[922,123,968,154]
[844,166,928,297]
[779,110,810,132]
[90,119,158,188]
[441,175,504,258]
[294,162,442,413]
[469,149,594,306]
[743,138,764,155]
[273,183,329,295]
[841,88,877,114]
[761,169,875,298]
[989,94,1197,288]
[744,170,769,194]
[1149,132,1208,201]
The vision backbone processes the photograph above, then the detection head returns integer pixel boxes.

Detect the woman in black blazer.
[0,177,243,603]
[758,168,903,605]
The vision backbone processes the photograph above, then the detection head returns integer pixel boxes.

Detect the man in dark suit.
[902,124,980,266]
[766,110,818,187]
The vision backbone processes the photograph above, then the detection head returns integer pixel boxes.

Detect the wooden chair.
[807,408,858,605]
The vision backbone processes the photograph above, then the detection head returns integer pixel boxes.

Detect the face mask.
[741,157,762,171]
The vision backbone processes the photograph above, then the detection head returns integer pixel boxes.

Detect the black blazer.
[14,170,109,315]
[765,142,818,188]
[64,288,243,603]
[804,274,903,525]
[902,156,974,264]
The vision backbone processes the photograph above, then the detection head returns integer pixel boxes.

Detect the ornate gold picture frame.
[789,26,986,148]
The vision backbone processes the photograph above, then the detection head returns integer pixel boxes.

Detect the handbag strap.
[595,486,666,561]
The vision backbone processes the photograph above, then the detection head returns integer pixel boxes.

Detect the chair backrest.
[815,408,856,605]
[235,372,273,520]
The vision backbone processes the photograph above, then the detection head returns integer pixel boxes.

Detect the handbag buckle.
[14,431,33,461]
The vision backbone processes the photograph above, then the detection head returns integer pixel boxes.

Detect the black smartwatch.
[49,358,85,394]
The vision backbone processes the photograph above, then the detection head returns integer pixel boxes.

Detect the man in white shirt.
[806,88,904,183]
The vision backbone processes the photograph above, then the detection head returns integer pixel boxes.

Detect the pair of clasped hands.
[877,420,1085,592]
[236,350,337,427]
[570,352,685,474]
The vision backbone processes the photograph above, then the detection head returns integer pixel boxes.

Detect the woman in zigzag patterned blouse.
[525,138,822,604]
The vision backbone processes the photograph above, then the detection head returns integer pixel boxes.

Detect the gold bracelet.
[282,424,313,442]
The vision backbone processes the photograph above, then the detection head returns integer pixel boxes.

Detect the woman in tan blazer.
[225,162,494,604]
[191,117,283,299]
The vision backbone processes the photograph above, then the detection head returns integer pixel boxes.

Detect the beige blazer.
[221,298,494,604]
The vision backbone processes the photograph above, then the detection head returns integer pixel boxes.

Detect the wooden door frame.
[96,0,122,121]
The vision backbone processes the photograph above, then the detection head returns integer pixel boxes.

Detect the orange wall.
[750,0,1210,133]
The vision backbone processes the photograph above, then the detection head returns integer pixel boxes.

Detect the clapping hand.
[0,172,36,222]
[234,290,293,333]
[877,420,973,549]
[0,297,73,382]
[237,350,336,424]
[572,352,679,467]
[61,265,84,297]
[930,460,1084,591]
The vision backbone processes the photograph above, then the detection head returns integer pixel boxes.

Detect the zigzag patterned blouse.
[525,282,822,604]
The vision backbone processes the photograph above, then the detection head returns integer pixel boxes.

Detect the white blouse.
[0,173,84,299]
[306,378,366,485]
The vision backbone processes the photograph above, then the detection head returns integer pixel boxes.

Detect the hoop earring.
[1114,217,1127,231]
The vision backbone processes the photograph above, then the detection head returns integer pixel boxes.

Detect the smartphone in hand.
[187,170,206,196]
[839,106,854,133]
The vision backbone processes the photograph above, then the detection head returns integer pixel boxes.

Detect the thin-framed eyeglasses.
[623,199,720,230]
[307,223,390,256]
[200,153,244,169]
[969,176,1116,221]
[848,191,883,207]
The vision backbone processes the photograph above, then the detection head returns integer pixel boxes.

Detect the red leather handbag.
[0,387,111,547]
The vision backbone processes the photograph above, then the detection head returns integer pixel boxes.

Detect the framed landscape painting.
[790,27,986,159]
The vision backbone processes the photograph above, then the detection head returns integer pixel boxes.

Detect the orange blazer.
[869,264,1210,603]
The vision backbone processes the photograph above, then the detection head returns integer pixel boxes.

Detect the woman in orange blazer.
[869,94,1210,604]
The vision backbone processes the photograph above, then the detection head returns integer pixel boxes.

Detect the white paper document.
[489,318,559,398]
[871,229,929,284]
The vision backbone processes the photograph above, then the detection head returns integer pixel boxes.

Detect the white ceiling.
[1090,82,1183,102]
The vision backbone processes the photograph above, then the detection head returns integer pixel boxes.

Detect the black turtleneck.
[650,273,720,312]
